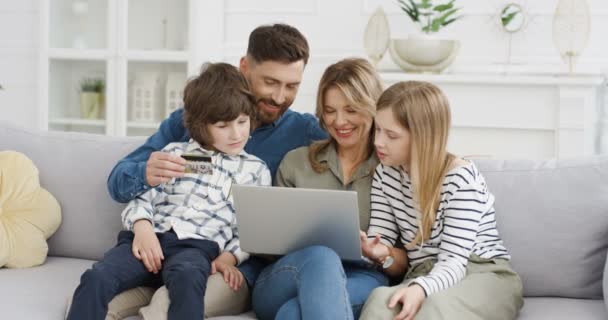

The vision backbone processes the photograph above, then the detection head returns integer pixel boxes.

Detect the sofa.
[0,120,607,320]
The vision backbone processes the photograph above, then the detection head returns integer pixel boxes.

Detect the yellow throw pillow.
[0,151,61,268]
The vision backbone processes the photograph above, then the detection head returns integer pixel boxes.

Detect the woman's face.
[374,108,411,167]
[322,86,373,150]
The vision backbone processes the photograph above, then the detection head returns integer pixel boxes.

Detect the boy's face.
[240,57,305,125]
[207,114,251,156]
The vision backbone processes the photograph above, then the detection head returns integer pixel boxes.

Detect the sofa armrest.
[604,249,608,312]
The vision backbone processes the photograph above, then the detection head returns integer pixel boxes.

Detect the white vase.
[389,34,460,73]
[363,6,390,67]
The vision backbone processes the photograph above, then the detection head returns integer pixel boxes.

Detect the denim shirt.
[106,108,327,286]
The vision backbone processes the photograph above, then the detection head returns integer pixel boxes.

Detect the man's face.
[241,58,305,125]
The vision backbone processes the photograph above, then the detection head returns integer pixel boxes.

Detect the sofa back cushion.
[2,122,607,299]
[0,122,145,261]
[475,157,608,299]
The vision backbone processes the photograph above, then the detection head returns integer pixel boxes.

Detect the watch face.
[382,256,394,269]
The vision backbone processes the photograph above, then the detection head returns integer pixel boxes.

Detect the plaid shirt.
[121,139,271,264]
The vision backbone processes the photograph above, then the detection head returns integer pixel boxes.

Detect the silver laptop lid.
[233,185,362,261]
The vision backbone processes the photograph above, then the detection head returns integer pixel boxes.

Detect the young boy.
[67,63,271,320]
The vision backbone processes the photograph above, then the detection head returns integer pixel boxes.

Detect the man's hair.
[183,62,256,147]
[247,23,309,65]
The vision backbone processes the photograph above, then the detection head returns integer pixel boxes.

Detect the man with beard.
[105,24,327,318]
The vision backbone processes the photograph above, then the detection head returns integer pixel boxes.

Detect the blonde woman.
[251,58,408,320]
[359,81,523,320]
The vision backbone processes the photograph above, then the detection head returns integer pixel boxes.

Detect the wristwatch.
[377,245,394,269]
[381,255,394,269]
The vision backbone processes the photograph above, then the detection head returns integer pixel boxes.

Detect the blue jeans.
[66,231,219,320]
[252,246,388,320]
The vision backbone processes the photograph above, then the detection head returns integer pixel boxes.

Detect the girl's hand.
[389,284,426,320]
[132,220,164,274]
[360,231,390,262]
[212,260,244,291]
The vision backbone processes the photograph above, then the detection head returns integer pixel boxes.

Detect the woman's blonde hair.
[309,58,383,173]
[377,81,455,247]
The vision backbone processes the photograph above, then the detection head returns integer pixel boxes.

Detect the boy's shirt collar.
[185,139,247,157]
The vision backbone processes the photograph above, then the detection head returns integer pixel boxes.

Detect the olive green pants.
[360,255,523,320]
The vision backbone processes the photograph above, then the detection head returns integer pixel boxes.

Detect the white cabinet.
[380,72,607,159]
[39,0,196,136]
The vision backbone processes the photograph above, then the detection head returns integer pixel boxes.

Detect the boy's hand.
[132,220,164,274]
[146,151,186,186]
[389,284,426,320]
[360,231,390,263]
[211,252,244,291]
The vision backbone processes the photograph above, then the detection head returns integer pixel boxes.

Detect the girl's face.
[207,113,250,155]
[322,86,373,150]
[374,108,411,168]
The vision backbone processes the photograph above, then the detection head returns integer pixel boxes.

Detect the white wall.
[1,0,607,130]
[0,0,39,129]
[213,0,608,115]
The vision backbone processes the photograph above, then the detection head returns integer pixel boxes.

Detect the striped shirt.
[367,161,510,296]
[121,139,271,265]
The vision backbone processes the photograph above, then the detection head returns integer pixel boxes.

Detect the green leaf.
[397,0,412,11]
[441,17,458,26]
[501,12,518,27]
[429,19,441,32]
[397,0,419,21]
[418,0,433,9]
[436,7,459,23]
[434,0,454,12]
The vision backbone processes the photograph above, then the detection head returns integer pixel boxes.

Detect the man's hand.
[145,151,186,187]
[211,252,244,291]
[132,220,164,274]
[360,231,390,263]
[389,284,426,320]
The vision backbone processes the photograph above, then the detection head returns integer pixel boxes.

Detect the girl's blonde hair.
[377,81,455,247]
[309,58,383,173]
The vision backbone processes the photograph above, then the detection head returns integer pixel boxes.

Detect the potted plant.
[79,78,105,119]
[389,0,463,73]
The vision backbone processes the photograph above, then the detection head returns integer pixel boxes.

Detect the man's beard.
[256,98,291,125]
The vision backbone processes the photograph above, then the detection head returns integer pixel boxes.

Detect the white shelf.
[127,121,161,129]
[49,117,106,127]
[41,0,195,136]
[380,72,606,86]
[49,48,112,60]
[126,50,188,62]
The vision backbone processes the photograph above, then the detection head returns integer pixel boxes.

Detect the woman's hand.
[389,284,426,320]
[132,220,164,274]
[211,252,244,291]
[360,231,390,263]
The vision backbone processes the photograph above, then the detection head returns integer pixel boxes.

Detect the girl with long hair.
[359,81,523,320]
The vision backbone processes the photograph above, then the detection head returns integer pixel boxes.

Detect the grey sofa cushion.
[476,157,608,299]
[0,122,145,260]
[0,257,94,319]
[518,297,607,320]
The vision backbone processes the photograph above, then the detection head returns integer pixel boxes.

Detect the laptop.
[232,185,363,261]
